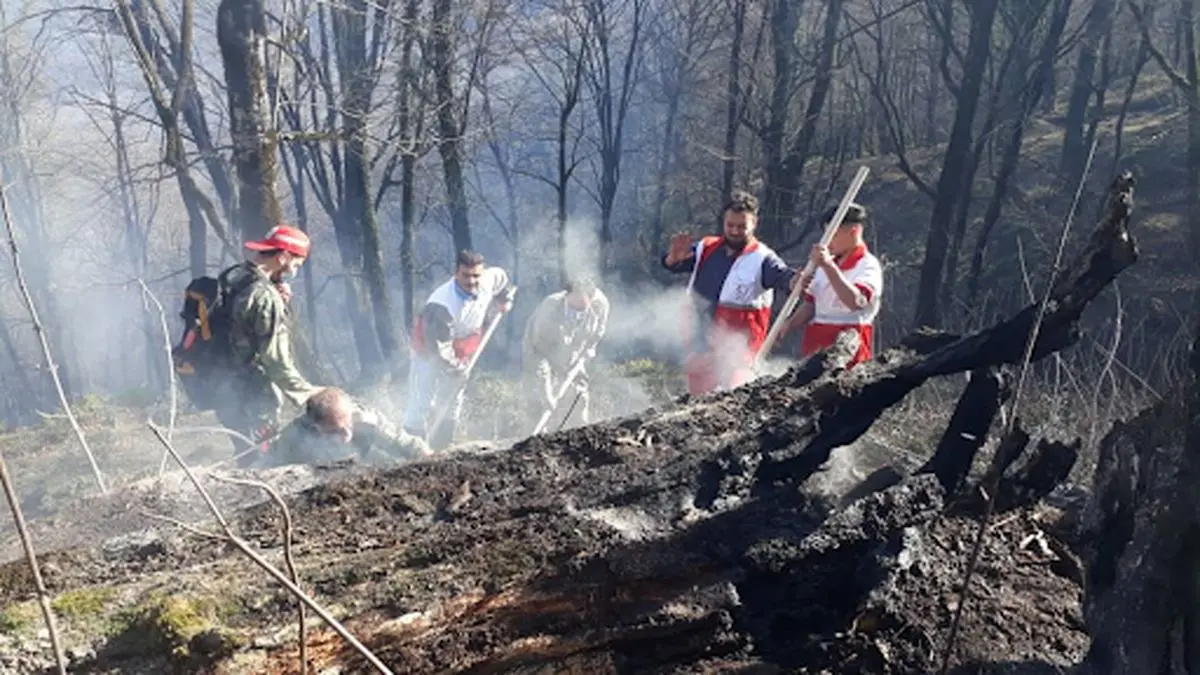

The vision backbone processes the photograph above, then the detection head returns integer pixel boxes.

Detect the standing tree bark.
[218,0,281,241]
[428,0,473,254]
[1060,0,1117,184]
[720,0,747,206]
[913,0,999,329]
[579,0,646,265]
[758,0,843,247]
[1129,0,1200,260]
[968,0,1074,302]
[333,0,399,370]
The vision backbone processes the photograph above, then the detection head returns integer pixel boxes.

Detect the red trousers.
[801,323,874,367]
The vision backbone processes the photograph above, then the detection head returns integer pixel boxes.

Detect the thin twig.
[0,449,67,674]
[210,474,307,673]
[0,184,107,493]
[161,425,262,470]
[936,133,1101,675]
[146,422,393,674]
[136,278,180,477]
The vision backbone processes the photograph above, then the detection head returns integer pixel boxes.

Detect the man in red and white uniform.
[662,190,802,394]
[403,249,515,450]
[786,203,882,367]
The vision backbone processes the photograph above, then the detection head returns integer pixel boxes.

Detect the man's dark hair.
[821,202,869,227]
[565,276,596,295]
[723,190,758,216]
[456,249,485,268]
[307,387,353,427]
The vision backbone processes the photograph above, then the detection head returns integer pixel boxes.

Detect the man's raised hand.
[665,232,695,265]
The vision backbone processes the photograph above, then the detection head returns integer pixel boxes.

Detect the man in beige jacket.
[522,278,610,433]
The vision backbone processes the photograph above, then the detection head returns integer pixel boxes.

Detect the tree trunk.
[334,0,399,370]
[720,0,746,211]
[217,0,281,241]
[760,0,841,245]
[968,0,1073,302]
[429,0,472,254]
[913,0,999,330]
[1061,0,1117,184]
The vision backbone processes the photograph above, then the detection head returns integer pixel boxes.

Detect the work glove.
[497,287,517,313]
[274,281,293,304]
[447,361,470,380]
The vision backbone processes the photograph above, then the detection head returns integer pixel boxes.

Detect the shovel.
[427,288,515,439]
[530,353,590,436]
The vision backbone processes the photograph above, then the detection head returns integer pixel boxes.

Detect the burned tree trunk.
[217,0,280,241]
[1078,270,1200,671]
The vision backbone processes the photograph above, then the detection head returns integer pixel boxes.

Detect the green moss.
[0,601,38,635]
[51,586,115,621]
[111,592,238,660]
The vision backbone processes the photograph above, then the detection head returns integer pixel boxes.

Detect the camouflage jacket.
[271,401,431,466]
[226,262,318,408]
[521,289,609,377]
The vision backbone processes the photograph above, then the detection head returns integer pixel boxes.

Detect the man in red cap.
[215,225,323,466]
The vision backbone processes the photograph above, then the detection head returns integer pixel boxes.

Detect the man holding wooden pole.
[782,201,883,367]
[402,250,515,450]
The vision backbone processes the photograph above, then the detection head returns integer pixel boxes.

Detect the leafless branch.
[210,474,307,672]
[146,422,393,674]
[0,449,67,674]
[1,185,107,494]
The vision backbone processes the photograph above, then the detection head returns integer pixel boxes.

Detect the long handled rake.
[427,290,516,440]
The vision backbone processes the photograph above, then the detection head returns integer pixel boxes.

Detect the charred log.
[1077,316,1200,673]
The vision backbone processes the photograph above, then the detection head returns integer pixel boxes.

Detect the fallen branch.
[135,278,180,478]
[1,184,107,494]
[146,422,392,674]
[936,135,1104,675]
[0,449,67,674]
[209,473,308,673]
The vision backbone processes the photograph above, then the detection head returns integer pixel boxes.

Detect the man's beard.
[724,236,747,252]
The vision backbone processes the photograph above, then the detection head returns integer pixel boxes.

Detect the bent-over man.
[264,387,431,467]
[522,277,610,432]
[403,250,515,450]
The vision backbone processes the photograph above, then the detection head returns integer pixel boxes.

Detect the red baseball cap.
[245,225,311,258]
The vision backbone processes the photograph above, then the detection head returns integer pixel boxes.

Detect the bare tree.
[756,0,844,247]
[507,0,590,284]
[578,0,647,265]
[1061,0,1118,183]
[645,0,724,248]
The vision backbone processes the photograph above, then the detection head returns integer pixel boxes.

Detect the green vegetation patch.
[108,592,239,661]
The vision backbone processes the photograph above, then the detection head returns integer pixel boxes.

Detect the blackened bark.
[428,0,471,254]
[913,0,999,329]
[216,0,281,241]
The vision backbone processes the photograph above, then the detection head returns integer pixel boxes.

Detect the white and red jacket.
[412,267,511,369]
[801,243,883,366]
[688,236,775,353]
